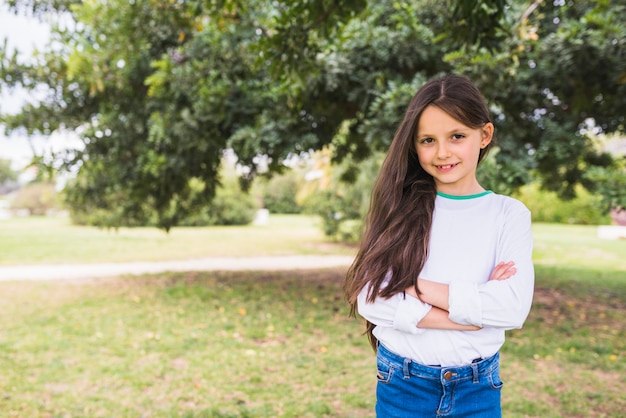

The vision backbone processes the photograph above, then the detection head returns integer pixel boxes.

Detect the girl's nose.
[437,142,451,158]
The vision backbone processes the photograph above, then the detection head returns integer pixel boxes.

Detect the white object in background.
[597,226,626,240]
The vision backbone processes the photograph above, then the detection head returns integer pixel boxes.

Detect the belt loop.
[471,363,479,383]
[403,357,411,379]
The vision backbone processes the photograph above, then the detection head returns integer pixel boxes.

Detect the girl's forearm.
[414,279,449,311]
[404,281,449,310]
[417,306,480,330]
[407,262,516,311]
[404,287,479,330]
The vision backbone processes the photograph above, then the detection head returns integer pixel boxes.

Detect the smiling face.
[414,105,494,195]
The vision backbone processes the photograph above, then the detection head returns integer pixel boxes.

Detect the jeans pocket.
[488,365,504,390]
[376,356,395,384]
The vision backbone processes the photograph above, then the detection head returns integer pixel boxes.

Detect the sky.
[0,5,81,171]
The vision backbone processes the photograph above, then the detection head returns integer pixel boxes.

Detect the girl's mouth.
[435,163,459,172]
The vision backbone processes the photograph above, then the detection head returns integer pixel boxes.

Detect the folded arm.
[416,306,480,330]
[406,261,516,331]
[408,261,517,311]
[411,210,534,330]
[357,284,478,333]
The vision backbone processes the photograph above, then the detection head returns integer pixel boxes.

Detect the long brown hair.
[344,74,494,350]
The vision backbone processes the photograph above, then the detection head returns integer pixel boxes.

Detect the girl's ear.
[480,122,494,149]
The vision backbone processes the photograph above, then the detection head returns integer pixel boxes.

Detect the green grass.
[504,264,626,415]
[0,215,355,265]
[0,217,625,416]
[0,270,374,417]
[532,223,626,273]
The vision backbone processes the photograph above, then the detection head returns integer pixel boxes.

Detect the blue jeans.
[375,344,503,417]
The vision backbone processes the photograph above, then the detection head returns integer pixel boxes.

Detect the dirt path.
[0,255,355,281]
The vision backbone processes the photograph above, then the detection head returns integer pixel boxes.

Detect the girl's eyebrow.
[416,126,472,138]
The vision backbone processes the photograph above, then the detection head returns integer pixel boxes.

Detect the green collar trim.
[437,190,493,200]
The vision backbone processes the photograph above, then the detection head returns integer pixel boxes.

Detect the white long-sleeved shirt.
[357,191,534,366]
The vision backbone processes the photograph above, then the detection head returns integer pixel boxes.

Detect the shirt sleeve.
[448,207,534,329]
[357,285,432,335]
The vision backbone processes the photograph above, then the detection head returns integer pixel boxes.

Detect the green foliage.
[584,158,626,212]
[449,0,626,197]
[3,0,227,230]
[10,181,57,215]
[304,152,381,242]
[1,0,624,230]
[257,0,367,80]
[445,0,508,51]
[477,149,532,197]
[179,179,258,226]
[258,172,303,214]
[69,177,258,228]
[514,182,610,225]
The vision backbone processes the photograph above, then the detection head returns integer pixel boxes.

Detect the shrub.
[10,182,58,215]
[514,182,610,225]
[68,201,154,228]
[180,179,258,226]
[259,173,302,214]
[68,178,258,228]
[584,161,626,214]
[303,152,381,243]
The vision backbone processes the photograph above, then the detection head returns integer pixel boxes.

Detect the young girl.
[344,74,534,417]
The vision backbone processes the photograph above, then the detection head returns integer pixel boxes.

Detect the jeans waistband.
[377,343,499,380]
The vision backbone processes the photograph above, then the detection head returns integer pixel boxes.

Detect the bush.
[303,153,381,243]
[68,202,155,228]
[514,182,610,225]
[259,173,302,214]
[179,179,258,226]
[584,161,626,213]
[68,178,258,228]
[10,182,58,215]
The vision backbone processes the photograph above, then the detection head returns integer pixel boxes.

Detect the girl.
[344,74,534,417]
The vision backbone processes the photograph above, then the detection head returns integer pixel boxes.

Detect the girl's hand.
[489,261,516,281]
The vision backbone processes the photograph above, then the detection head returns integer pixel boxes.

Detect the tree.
[1,0,624,229]
[3,0,229,229]
[0,158,18,185]
[457,0,625,197]
[1,0,366,229]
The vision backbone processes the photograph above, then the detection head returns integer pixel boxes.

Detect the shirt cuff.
[393,295,432,334]
[448,282,482,326]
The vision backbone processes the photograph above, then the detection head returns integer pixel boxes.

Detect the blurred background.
[0,0,624,234]
[0,2,625,417]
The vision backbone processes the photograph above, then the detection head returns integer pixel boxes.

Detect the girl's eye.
[452,134,465,141]
[420,137,434,144]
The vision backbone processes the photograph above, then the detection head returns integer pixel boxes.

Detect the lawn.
[0,217,625,417]
[0,215,354,265]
